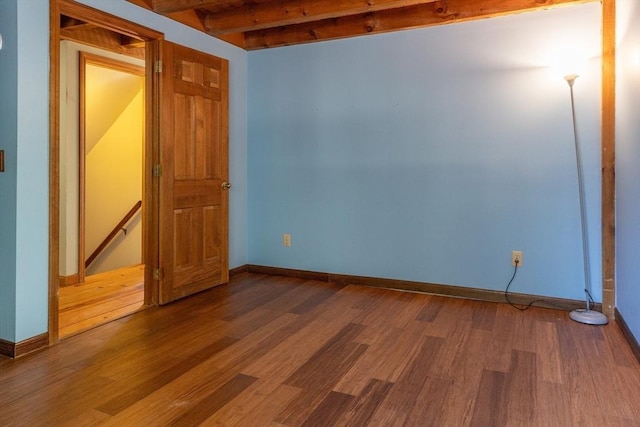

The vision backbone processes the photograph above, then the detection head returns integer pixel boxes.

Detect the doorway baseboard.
[59,274,79,287]
[0,333,49,359]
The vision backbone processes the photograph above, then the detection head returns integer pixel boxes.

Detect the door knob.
[222,182,232,190]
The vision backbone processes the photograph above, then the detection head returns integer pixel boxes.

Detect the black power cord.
[504,259,590,312]
[504,259,546,311]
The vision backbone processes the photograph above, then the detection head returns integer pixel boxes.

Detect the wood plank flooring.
[58,264,145,338]
[2,273,639,426]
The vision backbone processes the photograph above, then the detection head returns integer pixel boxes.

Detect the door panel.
[159,41,229,304]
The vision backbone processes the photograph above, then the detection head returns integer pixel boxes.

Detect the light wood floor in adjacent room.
[58,264,145,338]
[3,273,639,426]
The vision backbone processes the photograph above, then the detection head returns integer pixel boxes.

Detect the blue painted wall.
[248,4,603,301]
[0,0,49,342]
[0,0,19,342]
[13,1,50,342]
[616,0,640,343]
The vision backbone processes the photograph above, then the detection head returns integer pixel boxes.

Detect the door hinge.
[153,164,163,177]
[154,60,163,73]
[153,268,162,280]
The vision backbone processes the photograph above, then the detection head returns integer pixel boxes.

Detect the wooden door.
[158,41,229,304]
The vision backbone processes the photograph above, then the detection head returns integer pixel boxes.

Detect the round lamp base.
[570,309,608,325]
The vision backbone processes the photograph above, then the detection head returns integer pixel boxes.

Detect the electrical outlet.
[511,250,523,267]
[283,233,291,247]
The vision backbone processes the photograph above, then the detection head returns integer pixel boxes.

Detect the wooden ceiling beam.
[128,0,245,48]
[130,0,207,31]
[244,0,596,50]
[159,9,248,47]
[151,0,242,14]
[204,0,438,35]
[162,9,207,32]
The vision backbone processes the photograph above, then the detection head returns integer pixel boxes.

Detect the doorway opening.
[50,0,163,342]
[58,46,146,337]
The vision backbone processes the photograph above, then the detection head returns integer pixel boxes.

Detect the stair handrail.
[85,200,142,269]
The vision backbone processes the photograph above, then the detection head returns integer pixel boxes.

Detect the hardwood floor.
[2,273,639,426]
[58,264,145,338]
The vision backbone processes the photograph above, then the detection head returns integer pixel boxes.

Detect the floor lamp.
[564,74,608,325]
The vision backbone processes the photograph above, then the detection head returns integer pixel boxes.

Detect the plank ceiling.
[123,0,594,50]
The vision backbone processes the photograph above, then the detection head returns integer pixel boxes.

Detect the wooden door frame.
[49,0,163,343]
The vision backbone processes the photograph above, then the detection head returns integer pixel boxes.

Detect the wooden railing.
[85,200,142,269]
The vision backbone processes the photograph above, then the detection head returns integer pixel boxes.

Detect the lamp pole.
[565,74,608,325]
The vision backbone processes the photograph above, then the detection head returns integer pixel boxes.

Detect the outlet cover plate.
[511,250,523,267]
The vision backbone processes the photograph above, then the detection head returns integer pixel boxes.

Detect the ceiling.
[125,0,594,50]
